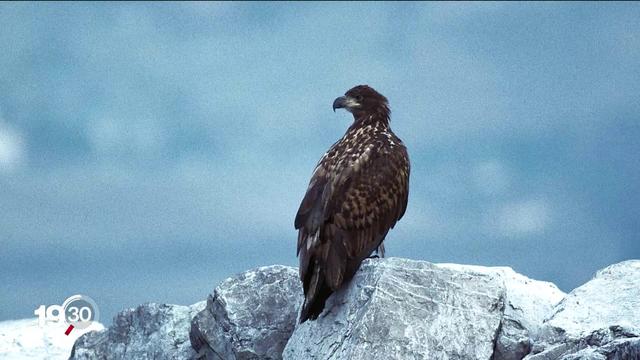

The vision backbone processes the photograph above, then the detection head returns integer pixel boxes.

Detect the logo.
[34,294,100,335]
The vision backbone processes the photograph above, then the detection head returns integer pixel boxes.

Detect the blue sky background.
[1,2,639,324]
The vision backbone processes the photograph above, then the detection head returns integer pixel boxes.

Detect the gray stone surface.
[495,268,564,360]
[66,259,639,360]
[70,302,204,360]
[190,265,302,360]
[283,258,508,360]
[524,260,640,360]
[526,325,640,360]
[440,264,565,360]
[559,327,640,360]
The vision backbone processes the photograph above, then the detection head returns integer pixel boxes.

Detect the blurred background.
[1,2,638,324]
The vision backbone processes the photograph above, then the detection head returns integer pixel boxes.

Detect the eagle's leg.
[368,243,385,259]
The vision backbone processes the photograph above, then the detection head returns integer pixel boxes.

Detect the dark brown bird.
[294,85,410,323]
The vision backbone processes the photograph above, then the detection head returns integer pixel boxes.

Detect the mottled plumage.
[295,85,410,323]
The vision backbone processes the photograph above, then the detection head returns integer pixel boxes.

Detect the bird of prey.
[294,85,410,323]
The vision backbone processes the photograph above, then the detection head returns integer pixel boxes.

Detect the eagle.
[294,85,410,323]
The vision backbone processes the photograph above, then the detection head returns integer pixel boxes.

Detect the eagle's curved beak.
[333,96,360,112]
[333,96,347,112]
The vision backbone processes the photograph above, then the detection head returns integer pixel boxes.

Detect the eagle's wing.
[294,159,330,252]
[294,143,409,321]
[329,144,409,257]
[322,144,409,288]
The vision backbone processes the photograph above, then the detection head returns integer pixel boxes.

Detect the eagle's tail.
[299,261,332,323]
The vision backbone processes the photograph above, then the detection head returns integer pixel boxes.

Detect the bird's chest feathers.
[326,125,382,172]
[311,120,400,191]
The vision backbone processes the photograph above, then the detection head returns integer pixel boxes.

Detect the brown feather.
[295,85,410,323]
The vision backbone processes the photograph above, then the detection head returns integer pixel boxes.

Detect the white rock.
[283,258,507,360]
[190,265,302,360]
[439,264,565,360]
[546,260,640,337]
[47,259,639,360]
[0,317,103,360]
[70,302,204,360]
[525,260,640,359]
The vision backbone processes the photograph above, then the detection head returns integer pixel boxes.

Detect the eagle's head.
[333,85,389,118]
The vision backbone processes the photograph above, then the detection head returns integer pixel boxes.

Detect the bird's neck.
[351,109,390,131]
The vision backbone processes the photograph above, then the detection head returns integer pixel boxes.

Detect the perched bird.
[294,85,410,323]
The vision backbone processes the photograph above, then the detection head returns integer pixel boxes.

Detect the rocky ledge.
[68,258,639,360]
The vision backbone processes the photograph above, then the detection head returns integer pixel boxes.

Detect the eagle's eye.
[355,95,364,102]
